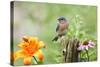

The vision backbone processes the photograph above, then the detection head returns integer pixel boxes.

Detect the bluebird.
[52,17,69,41]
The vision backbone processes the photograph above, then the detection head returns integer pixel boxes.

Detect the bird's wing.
[56,24,59,32]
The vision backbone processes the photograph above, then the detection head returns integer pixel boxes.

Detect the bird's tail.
[52,36,59,41]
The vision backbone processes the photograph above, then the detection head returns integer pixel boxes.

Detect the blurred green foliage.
[13,1,97,65]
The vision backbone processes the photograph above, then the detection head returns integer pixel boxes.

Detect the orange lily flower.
[13,36,45,65]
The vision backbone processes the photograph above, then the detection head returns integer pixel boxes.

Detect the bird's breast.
[59,23,67,31]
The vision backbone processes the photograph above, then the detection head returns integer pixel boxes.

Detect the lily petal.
[38,41,45,48]
[14,50,25,61]
[34,50,43,61]
[18,42,29,49]
[29,37,38,49]
[23,56,32,65]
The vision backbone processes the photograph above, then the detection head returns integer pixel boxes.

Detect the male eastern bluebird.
[52,17,69,41]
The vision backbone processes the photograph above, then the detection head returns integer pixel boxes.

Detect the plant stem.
[33,56,38,64]
[79,51,81,62]
[85,50,89,61]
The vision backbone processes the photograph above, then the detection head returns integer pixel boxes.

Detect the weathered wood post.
[61,37,80,63]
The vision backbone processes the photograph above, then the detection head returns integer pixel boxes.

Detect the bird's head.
[57,17,67,24]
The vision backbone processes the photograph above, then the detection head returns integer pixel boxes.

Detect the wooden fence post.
[61,37,80,63]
